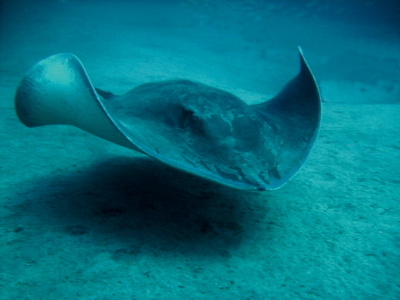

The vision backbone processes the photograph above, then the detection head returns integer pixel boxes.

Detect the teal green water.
[0,1,399,299]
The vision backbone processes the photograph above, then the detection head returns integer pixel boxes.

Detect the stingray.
[14,47,321,191]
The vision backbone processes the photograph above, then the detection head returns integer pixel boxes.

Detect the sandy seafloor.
[0,0,399,299]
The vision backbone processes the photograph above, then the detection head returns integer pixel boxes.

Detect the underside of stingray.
[15,47,321,191]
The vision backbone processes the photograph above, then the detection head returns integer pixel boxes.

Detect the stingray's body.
[15,48,321,191]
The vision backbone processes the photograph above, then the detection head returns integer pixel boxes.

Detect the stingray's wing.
[14,53,140,152]
[252,47,322,188]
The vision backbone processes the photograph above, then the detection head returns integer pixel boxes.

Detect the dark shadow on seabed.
[9,156,273,258]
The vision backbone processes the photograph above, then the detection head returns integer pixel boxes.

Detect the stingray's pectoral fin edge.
[95,87,116,100]
[252,47,322,188]
[14,53,135,151]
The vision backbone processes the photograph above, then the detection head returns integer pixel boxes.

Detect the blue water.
[0,0,399,299]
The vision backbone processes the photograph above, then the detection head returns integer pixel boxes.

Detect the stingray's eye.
[179,108,195,129]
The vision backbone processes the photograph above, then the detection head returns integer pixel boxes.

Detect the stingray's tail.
[14,53,133,149]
